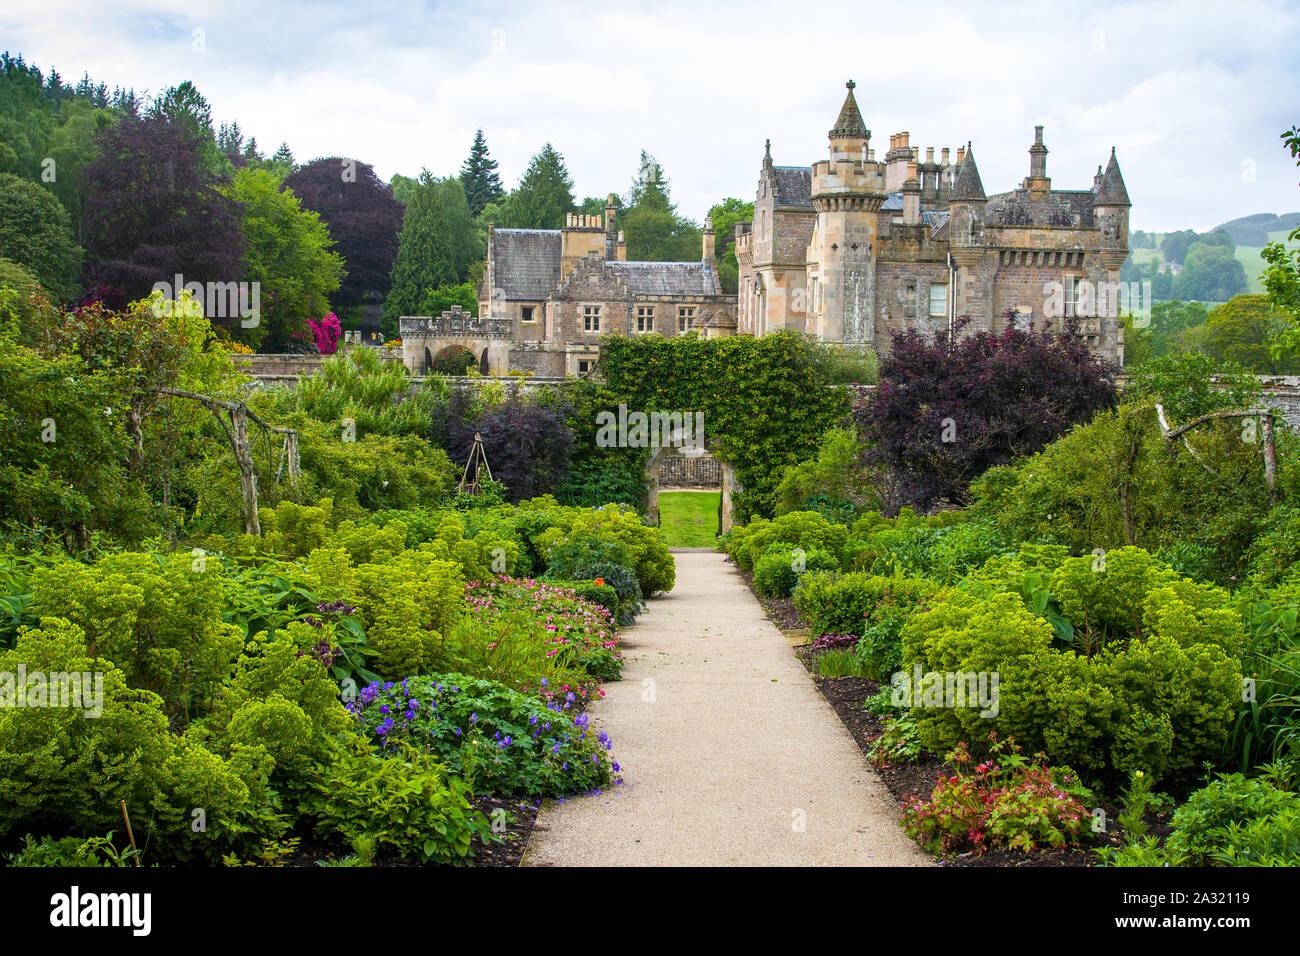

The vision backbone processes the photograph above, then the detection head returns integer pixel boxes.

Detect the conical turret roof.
[1094,148,1130,206]
[951,142,985,201]
[829,80,868,139]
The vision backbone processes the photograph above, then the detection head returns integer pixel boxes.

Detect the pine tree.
[501,144,576,229]
[384,171,459,334]
[459,129,505,217]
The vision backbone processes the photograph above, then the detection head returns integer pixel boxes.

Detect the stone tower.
[947,142,989,324]
[807,80,887,343]
[1093,147,1131,275]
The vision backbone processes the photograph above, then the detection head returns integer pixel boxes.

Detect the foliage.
[900,546,1244,786]
[443,387,575,503]
[418,280,479,320]
[352,673,618,796]
[539,531,644,626]
[307,311,342,355]
[774,426,875,517]
[619,151,701,262]
[283,157,404,309]
[752,543,839,599]
[1164,771,1300,865]
[598,330,850,521]
[431,344,477,376]
[901,736,1093,856]
[222,166,344,350]
[1198,294,1298,374]
[458,129,506,218]
[856,321,1118,511]
[0,172,81,301]
[725,510,848,573]
[296,735,487,864]
[384,172,475,334]
[501,143,575,230]
[81,110,245,304]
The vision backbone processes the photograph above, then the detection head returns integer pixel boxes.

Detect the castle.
[399,81,1129,375]
[734,81,1130,364]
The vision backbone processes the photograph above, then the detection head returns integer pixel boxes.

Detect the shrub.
[792,571,943,641]
[431,344,477,376]
[351,673,618,797]
[297,735,487,864]
[727,511,848,573]
[1165,772,1300,865]
[856,320,1117,511]
[541,504,675,597]
[900,546,1244,786]
[753,544,839,598]
[901,736,1093,856]
[539,531,644,626]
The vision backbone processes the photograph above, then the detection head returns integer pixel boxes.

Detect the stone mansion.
[399,81,1130,375]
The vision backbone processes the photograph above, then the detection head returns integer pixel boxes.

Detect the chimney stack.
[703,216,716,269]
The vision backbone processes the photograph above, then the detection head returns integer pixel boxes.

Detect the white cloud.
[1,0,1297,230]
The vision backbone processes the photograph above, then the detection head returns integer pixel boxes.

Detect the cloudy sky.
[3,0,1297,232]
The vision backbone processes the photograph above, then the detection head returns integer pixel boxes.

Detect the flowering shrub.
[351,673,619,797]
[306,311,342,355]
[458,576,621,685]
[902,735,1093,856]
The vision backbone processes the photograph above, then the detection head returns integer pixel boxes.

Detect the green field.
[657,491,720,547]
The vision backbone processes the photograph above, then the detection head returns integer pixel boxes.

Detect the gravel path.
[521,550,930,866]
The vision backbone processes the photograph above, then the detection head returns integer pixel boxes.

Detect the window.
[636,305,655,333]
[583,305,602,333]
[928,283,947,317]
[521,305,536,323]
[1067,277,1084,317]
[1013,306,1033,330]
[677,306,697,332]
[577,359,594,375]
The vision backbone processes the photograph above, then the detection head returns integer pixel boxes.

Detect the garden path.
[521,550,930,866]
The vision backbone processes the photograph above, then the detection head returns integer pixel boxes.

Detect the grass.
[657,490,719,547]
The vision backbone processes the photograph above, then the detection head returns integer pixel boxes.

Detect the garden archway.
[644,444,740,536]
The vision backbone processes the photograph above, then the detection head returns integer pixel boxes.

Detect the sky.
[3,0,1298,233]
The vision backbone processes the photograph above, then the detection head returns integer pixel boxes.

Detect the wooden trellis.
[458,432,493,495]
[153,387,300,535]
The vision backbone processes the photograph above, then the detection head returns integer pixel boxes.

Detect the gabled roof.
[773,166,813,208]
[829,80,868,139]
[882,192,904,211]
[490,229,562,300]
[606,261,720,296]
[1095,148,1131,207]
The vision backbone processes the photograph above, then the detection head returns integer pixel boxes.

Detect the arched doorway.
[645,445,740,541]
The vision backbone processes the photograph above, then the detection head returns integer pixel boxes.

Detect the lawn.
[657,490,719,547]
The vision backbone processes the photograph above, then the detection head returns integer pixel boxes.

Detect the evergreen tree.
[620,150,700,261]
[458,129,505,217]
[384,171,459,334]
[501,143,575,229]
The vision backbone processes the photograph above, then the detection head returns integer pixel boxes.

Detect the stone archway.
[645,445,740,535]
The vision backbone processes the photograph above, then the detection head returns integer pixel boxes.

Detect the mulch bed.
[731,556,1170,867]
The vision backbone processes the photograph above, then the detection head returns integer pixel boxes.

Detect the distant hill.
[1213,211,1300,245]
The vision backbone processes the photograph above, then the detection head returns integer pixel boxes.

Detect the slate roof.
[490,229,562,300]
[927,210,950,239]
[1095,149,1131,206]
[951,145,986,201]
[882,192,904,211]
[773,166,813,208]
[606,261,720,296]
[984,189,1095,228]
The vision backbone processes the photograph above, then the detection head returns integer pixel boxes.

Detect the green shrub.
[539,531,644,626]
[297,735,486,864]
[792,571,943,640]
[727,511,848,573]
[900,546,1244,786]
[1166,773,1300,865]
[753,544,839,598]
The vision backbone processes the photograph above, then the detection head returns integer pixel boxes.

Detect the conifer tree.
[501,144,575,229]
[459,129,505,217]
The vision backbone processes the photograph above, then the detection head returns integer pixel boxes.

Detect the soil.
[736,561,1174,868]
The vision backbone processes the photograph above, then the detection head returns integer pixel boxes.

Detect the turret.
[828,79,871,164]
[949,141,987,254]
[1093,147,1131,268]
